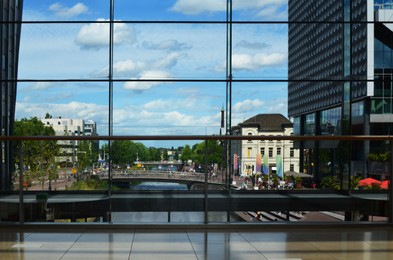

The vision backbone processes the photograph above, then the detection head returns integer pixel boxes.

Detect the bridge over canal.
[99,170,229,190]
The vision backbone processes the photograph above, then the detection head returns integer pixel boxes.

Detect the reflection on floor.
[1,225,393,259]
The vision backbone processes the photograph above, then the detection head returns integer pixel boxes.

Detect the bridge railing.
[106,170,224,184]
[2,134,393,224]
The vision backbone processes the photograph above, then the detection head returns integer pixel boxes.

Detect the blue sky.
[16,0,288,146]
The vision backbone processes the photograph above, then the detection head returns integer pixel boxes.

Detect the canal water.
[129,181,188,190]
[111,181,240,223]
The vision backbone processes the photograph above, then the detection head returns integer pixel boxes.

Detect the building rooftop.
[237,114,293,132]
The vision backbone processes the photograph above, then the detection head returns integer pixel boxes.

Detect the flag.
[263,155,269,175]
[233,154,238,171]
[256,154,262,173]
[276,155,283,178]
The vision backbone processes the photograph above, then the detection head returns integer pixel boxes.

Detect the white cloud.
[142,99,172,110]
[93,59,145,78]
[142,97,198,111]
[236,40,270,50]
[142,40,192,52]
[16,101,107,123]
[235,0,287,10]
[93,52,183,78]
[123,70,171,92]
[233,99,264,113]
[111,106,220,137]
[16,93,222,138]
[256,5,287,19]
[113,60,145,75]
[162,111,195,126]
[49,2,89,18]
[154,52,185,70]
[170,0,287,17]
[30,82,56,90]
[170,0,225,15]
[75,19,136,50]
[267,101,286,113]
[232,53,287,71]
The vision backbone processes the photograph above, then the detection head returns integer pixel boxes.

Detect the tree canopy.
[99,140,223,171]
[192,140,222,167]
[13,117,59,188]
[109,140,154,166]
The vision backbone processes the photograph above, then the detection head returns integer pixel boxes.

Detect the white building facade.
[232,114,300,177]
[41,117,97,165]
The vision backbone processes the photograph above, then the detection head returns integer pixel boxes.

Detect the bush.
[367,152,389,162]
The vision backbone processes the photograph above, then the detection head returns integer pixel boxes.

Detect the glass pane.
[115,0,226,21]
[22,0,109,21]
[15,82,108,192]
[113,82,225,137]
[232,24,288,80]
[233,0,288,21]
[232,82,287,120]
[19,23,109,79]
[113,23,226,80]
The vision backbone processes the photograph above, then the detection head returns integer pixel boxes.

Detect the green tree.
[180,144,192,164]
[100,143,109,161]
[147,147,161,161]
[77,140,98,173]
[109,140,149,166]
[162,149,169,161]
[13,117,59,189]
[133,142,149,161]
[110,140,134,166]
[192,140,222,167]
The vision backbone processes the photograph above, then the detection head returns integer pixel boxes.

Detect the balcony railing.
[0,134,392,226]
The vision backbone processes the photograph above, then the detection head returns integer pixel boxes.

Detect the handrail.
[1,135,393,141]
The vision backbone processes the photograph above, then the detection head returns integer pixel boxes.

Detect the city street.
[18,169,76,191]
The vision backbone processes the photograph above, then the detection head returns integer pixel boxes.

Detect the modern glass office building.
[0,0,23,191]
[288,0,393,184]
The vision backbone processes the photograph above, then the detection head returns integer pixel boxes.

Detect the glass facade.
[288,0,393,188]
[320,107,341,135]
[304,113,316,136]
[375,0,393,9]
[0,0,392,225]
[1,0,23,191]
[373,37,393,114]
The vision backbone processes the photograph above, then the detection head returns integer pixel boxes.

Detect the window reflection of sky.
[17,1,289,144]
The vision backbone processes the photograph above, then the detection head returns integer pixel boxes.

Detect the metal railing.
[0,134,392,225]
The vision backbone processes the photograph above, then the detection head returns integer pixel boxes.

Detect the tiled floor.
[1,225,393,259]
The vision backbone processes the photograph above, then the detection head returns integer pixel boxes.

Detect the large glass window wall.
[320,107,341,135]
[373,31,393,115]
[304,113,316,136]
[375,0,393,10]
[2,0,392,225]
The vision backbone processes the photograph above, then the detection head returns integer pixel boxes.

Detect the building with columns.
[231,114,300,177]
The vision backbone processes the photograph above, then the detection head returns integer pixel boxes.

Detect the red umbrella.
[381,180,390,189]
[358,177,381,187]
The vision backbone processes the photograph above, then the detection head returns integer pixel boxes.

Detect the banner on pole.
[233,154,238,171]
[256,154,262,173]
[276,155,283,178]
[263,155,269,175]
